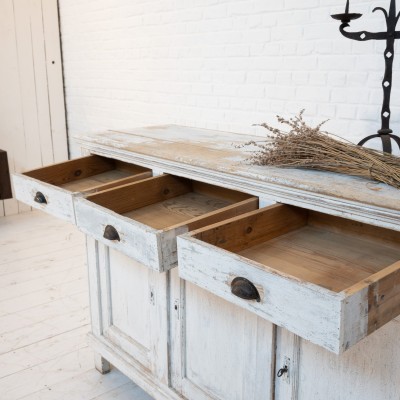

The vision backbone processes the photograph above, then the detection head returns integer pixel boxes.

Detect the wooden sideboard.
[13,125,400,400]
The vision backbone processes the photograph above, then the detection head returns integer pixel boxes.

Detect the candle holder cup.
[331,12,362,24]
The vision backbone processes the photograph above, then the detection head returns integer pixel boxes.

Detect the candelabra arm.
[339,24,388,41]
[373,7,389,18]
[332,0,400,153]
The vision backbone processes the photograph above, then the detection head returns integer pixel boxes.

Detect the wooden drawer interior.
[84,174,258,231]
[193,204,400,293]
[23,155,152,193]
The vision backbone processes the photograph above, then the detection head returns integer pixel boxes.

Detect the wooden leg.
[94,352,111,374]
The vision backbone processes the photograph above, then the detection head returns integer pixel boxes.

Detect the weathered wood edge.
[159,227,189,273]
[339,260,400,352]
[88,334,183,400]
[339,288,368,354]
[73,138,400,232]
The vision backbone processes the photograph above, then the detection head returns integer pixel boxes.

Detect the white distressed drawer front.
[178,204,400,354]
[75,174,258,272]
[178,235,343,353]
[12,155,152,224]
[13,173,77,222]
[76,198,163,269]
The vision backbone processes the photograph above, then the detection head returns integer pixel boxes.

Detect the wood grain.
[24,155,111,184]
[192,204,400,293]
[193,204,308,253]
[86,175,192,215]
[308,211,400,246]
[123,192,232,229]
[239,226,400,293]
[60,170,132,191]
[345,261,400,335]
[367,262,400,334]
[74,125,400,232]
[24,155,150,191]
[182,197,258,231]
[60,170,151,192]
[192,181,252,203]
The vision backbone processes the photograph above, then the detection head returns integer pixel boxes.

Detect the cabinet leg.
[94,352,111,374]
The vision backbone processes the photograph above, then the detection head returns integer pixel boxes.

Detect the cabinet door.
[170,269,275,400]
[87,238,168,383]
[274,321,400,400]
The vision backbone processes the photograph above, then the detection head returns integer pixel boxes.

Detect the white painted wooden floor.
[0,211,153,400]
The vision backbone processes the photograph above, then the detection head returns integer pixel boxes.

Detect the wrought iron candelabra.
[332,0,400,153]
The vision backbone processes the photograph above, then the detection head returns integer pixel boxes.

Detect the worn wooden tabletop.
[74,124,400,230]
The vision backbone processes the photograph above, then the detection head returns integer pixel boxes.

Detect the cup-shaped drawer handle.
[231,277,260,302]
[103,225,120,241]
[34,191,47,204]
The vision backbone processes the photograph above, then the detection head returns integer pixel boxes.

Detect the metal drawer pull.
[103,225,120,241]
[34,191,47,204]
[231,277,260,302]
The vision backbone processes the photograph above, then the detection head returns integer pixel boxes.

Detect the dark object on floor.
[0,150,12,200]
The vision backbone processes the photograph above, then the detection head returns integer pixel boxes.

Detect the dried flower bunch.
[242,110,400,189]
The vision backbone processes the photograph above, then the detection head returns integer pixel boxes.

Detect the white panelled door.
[0,0,67,217]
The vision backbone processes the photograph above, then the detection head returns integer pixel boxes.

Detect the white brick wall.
[58,0,400,156]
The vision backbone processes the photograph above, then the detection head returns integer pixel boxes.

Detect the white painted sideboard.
[13,125,400,400]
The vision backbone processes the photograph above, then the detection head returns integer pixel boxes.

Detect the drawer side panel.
[340,288,368,353]
[367,262,400,335]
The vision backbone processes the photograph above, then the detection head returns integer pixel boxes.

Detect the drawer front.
[12,156,151,224]
[75,197,164,270]
[13,173,76,223]
[178,204,400,353]
[76,175,259,272]
[177,235,343,353]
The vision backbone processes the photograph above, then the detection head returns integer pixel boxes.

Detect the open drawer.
[75,174,258,272]
[177,204,400,354]
[13,155,152,223]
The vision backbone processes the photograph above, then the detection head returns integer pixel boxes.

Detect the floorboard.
[0,211,154,400]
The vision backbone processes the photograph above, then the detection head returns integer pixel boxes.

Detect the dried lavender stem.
[242,111,400,189]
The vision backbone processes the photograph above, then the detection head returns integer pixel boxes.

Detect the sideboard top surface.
[74,124,400,230]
